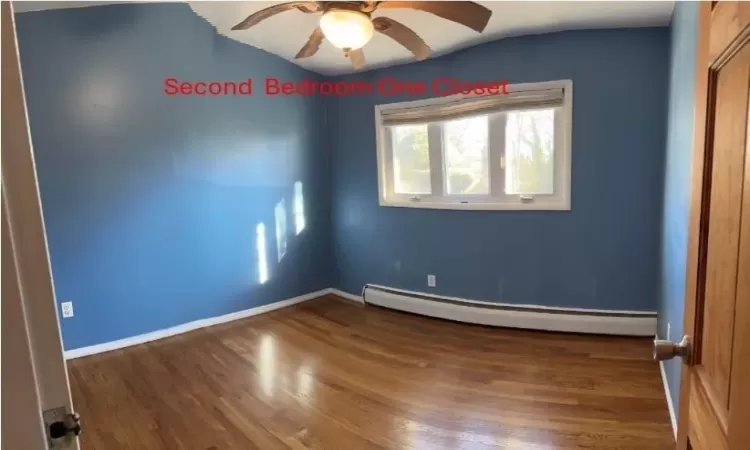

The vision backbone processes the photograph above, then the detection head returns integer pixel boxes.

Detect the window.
[375,80,572,210]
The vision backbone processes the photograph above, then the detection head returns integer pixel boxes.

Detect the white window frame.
[374,79,573,211]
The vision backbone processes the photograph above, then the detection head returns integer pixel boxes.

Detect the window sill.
[379,199,571,211]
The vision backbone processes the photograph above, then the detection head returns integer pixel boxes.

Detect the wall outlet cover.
[61,301,74,318]
[427,274,436,287]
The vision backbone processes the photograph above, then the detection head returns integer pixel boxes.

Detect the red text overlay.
[164,77,509,97]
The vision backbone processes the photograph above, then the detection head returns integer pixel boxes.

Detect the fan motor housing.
[323,2,376,15]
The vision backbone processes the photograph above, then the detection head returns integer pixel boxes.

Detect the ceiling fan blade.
[376,1,492,33]
[372,17,430,61]
[347,49,365,70]
[295,27,324,59]
[231,2,321,31]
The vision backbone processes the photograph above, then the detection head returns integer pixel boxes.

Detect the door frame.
[1,1,79,448]
[2,191,50,450]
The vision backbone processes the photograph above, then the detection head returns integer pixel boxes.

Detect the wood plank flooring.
[68,295,674,449]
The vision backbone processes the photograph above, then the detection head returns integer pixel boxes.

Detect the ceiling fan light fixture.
[319,9,374,50]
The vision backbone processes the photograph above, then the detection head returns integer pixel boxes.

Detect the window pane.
[443,116,489,195]
[391,124,431,195]
[505,108,555,195]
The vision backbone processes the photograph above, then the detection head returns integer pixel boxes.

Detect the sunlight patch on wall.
[294,181,306,235]
[275,199,288,262]
[256,223,269,284]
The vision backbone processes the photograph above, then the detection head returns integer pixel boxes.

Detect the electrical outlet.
[667,322,671,341]
[427,274,436,287]
[61,301,74,318]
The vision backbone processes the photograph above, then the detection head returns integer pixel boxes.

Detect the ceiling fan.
[231,1,493,70]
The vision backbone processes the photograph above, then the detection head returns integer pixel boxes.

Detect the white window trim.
[374,79,573,211]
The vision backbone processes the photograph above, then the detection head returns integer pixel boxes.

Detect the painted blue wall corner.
[14,3,333,350]
[658,0,700,421]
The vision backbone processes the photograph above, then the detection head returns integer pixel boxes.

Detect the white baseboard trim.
[327,288,364,303]
[659,360,678,439]
[362,285,658,336]
[64,288,330,360]
[64,285,657,359]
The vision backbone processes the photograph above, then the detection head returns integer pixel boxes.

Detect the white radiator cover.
[362,285,657,336]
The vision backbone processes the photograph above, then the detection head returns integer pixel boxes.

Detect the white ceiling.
[15,1,675,75]
[12,1,119,12]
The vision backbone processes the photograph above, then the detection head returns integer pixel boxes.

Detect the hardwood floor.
[68,295,674,449]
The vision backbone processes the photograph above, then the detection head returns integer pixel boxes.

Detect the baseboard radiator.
[362,284,657,336]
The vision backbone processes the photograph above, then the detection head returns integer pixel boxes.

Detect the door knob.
[653,335,691,363]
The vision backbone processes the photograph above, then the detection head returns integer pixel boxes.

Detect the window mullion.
[554,105,567,203]
[383,127,396,200]
[489,112,507,200]
[427,122,444,198]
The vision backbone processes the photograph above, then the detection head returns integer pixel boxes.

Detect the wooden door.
[673,2,750,449]
[1,2,81,448]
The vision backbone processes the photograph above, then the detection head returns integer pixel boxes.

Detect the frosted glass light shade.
[319,10,374,50]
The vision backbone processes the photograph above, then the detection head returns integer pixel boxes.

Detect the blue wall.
[16,3,675,351]
[328,28,670,311]
[15,3,332,350]
[658,1,699,418]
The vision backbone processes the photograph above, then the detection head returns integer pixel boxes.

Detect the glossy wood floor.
[68,295,674,449]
